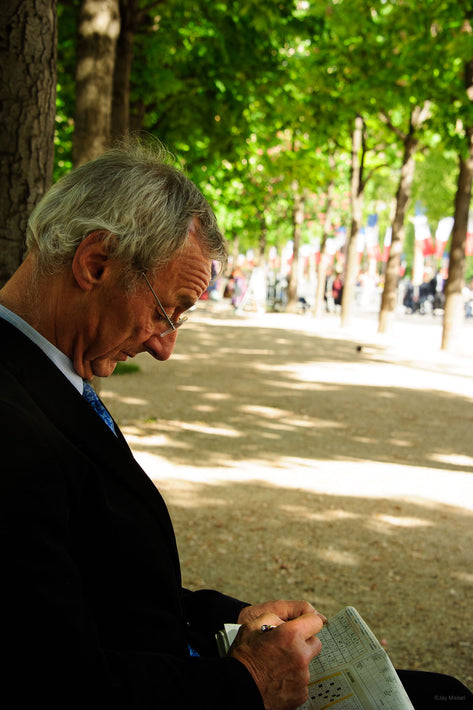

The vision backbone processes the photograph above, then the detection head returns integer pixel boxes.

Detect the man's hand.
[237,599,326,627]
[229,604,325,710]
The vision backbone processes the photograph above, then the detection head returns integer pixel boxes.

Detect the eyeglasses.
[142,272,188,337]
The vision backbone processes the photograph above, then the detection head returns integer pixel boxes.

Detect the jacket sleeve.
[181,586,251,656]
[181,587,249,632]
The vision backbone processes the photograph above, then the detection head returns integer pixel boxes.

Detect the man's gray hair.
[26,138,228,278]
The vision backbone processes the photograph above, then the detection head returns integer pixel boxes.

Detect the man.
[0,141,471,709]
[0,141,323,709]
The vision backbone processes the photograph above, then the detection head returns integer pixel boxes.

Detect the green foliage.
[112,362,141,375]
[54,0,473,275]
[131,0,292,168]
[55,1,79,182]
[54,87,74,181]
[412,145,459,227]
[465,256,473,282]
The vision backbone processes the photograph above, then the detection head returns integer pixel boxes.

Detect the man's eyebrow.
[176,295,197,310]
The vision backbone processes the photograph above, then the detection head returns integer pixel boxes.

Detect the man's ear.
[72,231,116,291]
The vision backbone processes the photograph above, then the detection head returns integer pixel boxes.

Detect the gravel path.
[101,304,473,689]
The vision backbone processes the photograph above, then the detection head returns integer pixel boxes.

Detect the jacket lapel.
[0,318,181,575]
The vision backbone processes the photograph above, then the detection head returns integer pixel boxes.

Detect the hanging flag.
[335,226,347,247]
[356,228,365,264]
[383,227,392,262]
[325,237,336,266]
[434,217,453,259]
[365,214,381,260]
[268,246,279,268]
[356,227,365,254]
[412,214,435,256]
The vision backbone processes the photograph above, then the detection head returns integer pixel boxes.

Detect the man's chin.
[90,359,119,378]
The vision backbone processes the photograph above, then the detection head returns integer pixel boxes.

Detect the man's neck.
[0,254,63,345]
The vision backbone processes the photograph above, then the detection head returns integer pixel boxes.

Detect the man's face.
[76,229,212,380]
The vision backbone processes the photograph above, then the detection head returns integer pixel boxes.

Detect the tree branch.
[360,162,389,192]
[410,100,431,129]
[378,111,406,141]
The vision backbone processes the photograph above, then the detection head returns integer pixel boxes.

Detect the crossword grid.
[310,615,367,673]
[295,608,414,710]
[303,671,360,709]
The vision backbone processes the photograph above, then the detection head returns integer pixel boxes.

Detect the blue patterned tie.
[82,381,116,434]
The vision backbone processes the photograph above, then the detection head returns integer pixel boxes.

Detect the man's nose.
[143,331,178,361]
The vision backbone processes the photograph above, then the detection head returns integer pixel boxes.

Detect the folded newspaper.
[216,606,414,710]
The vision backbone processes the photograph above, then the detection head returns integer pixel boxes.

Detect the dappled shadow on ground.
[158,478,473,686]
[101,313,473,688]
[103,317,473,475]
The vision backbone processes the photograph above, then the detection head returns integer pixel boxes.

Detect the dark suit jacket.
[0,318,263,709]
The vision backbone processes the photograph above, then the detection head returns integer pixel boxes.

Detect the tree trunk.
[442,58,473,353]
[378,132,418,333]
[73,0,120,166]
[378,103,430,334]
[0,0,57,287]
[111,0,137,142]
[441,127,473,352]
[341,115,364,329]
[286,180,304,310]
[112,0,165,140]
[314,155,336,318]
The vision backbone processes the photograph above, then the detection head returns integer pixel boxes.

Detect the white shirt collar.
[0,304,83,393]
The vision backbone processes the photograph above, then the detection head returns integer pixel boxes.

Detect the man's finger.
[283,611,325,640]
